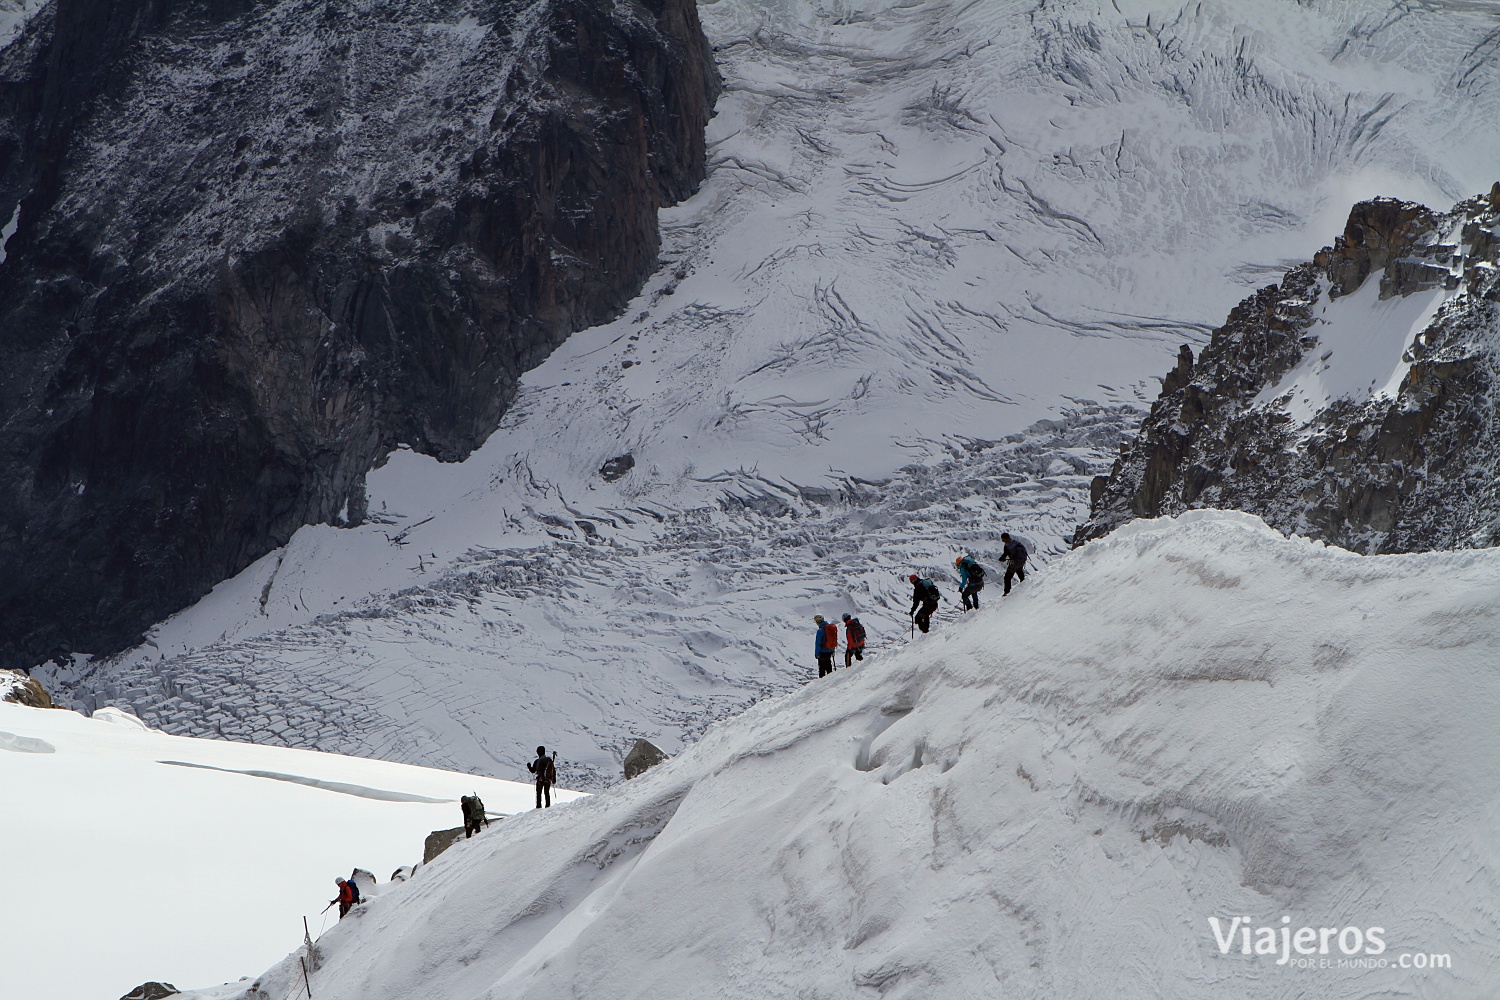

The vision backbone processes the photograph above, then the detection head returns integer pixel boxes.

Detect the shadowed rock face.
[0,0,718,667]
[1077,190,1500,554]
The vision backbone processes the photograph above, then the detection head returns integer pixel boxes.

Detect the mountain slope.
[1078,189,1500,552]
[0,0,718,666]
[177,512,1500,1000]
[38,0,1500,787]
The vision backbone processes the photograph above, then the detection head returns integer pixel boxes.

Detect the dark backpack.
[347,880,361,904]
[538,756,556,785]
[970,562,985,583]
[920,579,940,603]
[847,619,865,644]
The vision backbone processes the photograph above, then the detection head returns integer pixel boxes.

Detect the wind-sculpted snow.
[179,513,1500,999]
[41,0,1500,787]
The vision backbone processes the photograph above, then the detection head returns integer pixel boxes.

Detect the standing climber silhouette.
[528,746,557,808]
[842,613,866,667]
[955,554,986,610]
[814,615,838,677]
[1001,533,1028,596]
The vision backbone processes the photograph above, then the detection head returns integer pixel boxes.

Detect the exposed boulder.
[119,984,178,1000]
[599,453,636,482]
[423,826,466,864]
[623,738,668,779]
[0,0,720,668]
[1077,193,1500,554]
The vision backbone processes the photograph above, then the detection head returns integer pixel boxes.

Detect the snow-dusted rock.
[0,667,51,708]
[1079,191,1500,553]
[0,0,718,667]
[622,737,668,779]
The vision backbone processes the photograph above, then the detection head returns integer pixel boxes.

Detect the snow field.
[181,512,1500,999]
[0,705,582,1000]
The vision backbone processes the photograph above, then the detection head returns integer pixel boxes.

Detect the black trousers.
[844,647,863,667]
[1004,562,1026,594]
[961,583,983,609]
[536,782,552,808]
[914,601,937,632]
[817,651,834,677]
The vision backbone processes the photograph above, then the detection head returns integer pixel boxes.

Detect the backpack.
[920,579,940,602]
[821,622,839,650]
[538,756,556,785]
[847,618,865,645]
[970,562,985,583]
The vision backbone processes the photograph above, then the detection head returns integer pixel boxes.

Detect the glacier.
[37,0,1500,792]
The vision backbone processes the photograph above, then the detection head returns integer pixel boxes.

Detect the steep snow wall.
[0,0,719,666]
[178,512,1500,999]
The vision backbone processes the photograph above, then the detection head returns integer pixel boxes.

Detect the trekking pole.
[300,955,313,998]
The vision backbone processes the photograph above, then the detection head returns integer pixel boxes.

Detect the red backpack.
[821,622,839,650]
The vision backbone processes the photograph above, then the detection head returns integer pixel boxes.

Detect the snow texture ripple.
[175,512,1500,1000]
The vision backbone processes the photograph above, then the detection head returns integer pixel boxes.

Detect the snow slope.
[177,512,1500,1000]
[39,0,1500,785]
[0,704,581,1000]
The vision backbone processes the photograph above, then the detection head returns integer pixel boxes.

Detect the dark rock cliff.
[1076,188,1500,554]
[0,0,718,667]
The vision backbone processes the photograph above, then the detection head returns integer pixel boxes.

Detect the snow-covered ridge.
[175,512,1500,999]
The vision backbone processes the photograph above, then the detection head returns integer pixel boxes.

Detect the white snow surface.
[41,0,1500,788]
[1253,276,1457,426]
[172,512,1500,1000]
[0,703,582,1000]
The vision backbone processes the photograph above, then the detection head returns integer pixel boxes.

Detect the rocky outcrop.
[1077,190,1500,554]
[623,737,668,779]
[0,666,53,707]
[423,825,466,864]
[0,0,719,667]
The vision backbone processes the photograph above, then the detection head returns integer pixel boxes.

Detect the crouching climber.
[461,793,488,838]
[908,574,941,633]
